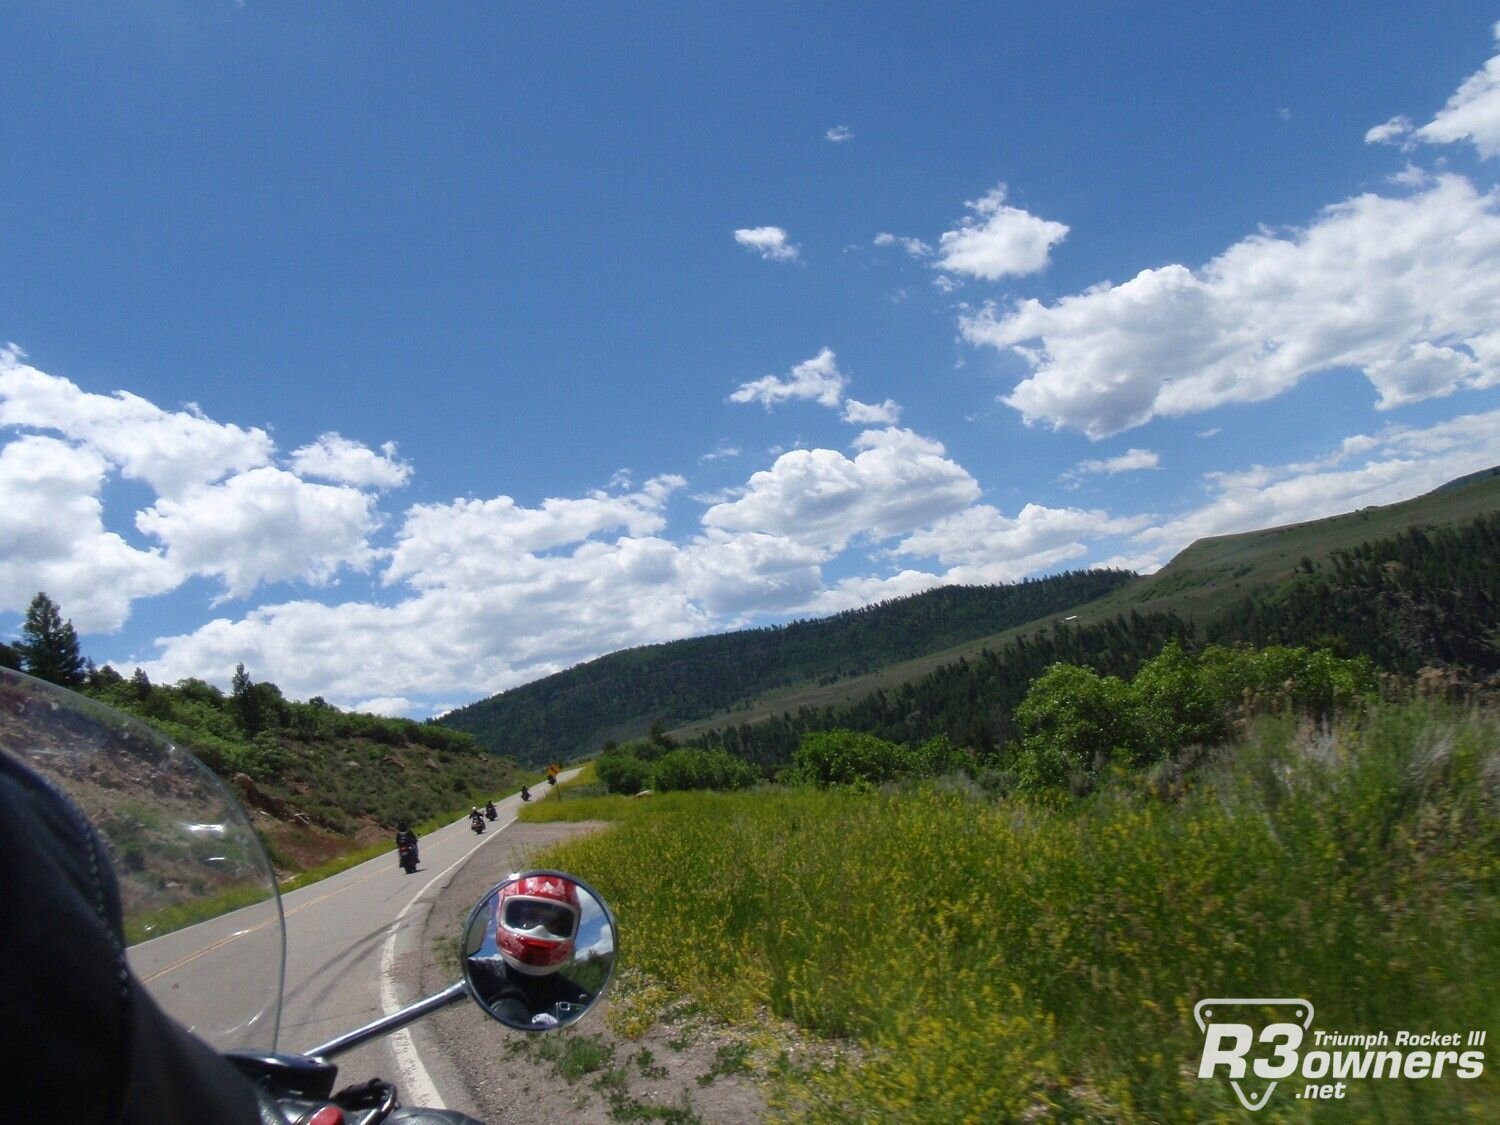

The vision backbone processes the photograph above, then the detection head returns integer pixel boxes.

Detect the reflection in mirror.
[462,870,616,1032]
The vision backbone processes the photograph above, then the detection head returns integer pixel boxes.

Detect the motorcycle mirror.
[460,870,617,1033]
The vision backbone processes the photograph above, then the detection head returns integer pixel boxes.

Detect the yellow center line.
[139,861,390,984]
[135,797,541,986]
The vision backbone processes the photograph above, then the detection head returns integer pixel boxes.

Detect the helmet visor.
[503,896,577,939]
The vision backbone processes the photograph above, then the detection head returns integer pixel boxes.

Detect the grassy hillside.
[523,700,1499,1120]
[81,672,525,874]
[680,515,1497,768]
[674,471,1500,740]
[436,471,1498,765]
[438,569,1133,764]
[1108,469,1500,624]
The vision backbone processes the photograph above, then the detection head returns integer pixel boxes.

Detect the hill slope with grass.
[438,471,1498,767]
[674,470,1500,749]
[437,568,1134,764]
[77,669,525,877]
[686,508,1500,766]
[520,700,1500,1121]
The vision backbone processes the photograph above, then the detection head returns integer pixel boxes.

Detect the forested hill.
[442,469,1498,767]
[1204,512,1500,671]
[688,509,1500,765]
[438,568,1134,762]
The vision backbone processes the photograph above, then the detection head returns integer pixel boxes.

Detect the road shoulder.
[401,820,772,1123]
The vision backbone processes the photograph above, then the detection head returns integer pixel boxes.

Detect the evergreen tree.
[88,663,124,690]
[17,592,87,687]
[231,662,263,736]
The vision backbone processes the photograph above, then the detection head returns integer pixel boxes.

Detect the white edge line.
[378,815,517,1109]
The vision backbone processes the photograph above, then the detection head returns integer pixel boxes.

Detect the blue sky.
[4,3,1500,717]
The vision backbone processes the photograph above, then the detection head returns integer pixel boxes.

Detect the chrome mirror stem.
[306,980,468,1060]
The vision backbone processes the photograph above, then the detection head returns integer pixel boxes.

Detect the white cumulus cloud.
[798,570,948,616]
[894,503,1150,585]
[1365,25,1500,158]
[841,398,902,425]
[733,226,801,262]
[0,354,406,618]
[729,348,848,410]
[383,477,683,592]
[703,428,981,551]
[874,232,934,258]
[935,184,1069,280]
[1365,115,1415,146]
[1414,23,1500,158]
[1124,409,1500,569]
[677,530,831,619]
[135,553,718,707]
[699,443,741,463]
[0,436,178,631]
[135,467,382,600]
[353,696,418,718]
[964,176,1500,437]
[1061,448,1161,485]
[0,346,272,496]
[289,433,412,489]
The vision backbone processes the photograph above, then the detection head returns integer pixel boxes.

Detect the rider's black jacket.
[467,959,591,1027]
[396,828,419,849]
[0,748,480,1124]
[0,748,274,1123]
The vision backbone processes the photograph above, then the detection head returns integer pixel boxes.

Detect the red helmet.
[494,874,581,975]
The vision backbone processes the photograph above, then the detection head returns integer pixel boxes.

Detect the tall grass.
[525,701,1499,1121]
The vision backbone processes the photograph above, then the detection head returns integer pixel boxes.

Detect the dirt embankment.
[255,810,390,872]
[402,821,771,1124]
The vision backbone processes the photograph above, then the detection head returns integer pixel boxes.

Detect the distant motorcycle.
[397,840,418,874]
[470,812,486,834]
[485,801,498,821]
[520,785,531,802]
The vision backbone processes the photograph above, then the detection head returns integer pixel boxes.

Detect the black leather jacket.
[0,748,276,1123]
[467,958,592,1027]
[0,749,478,1124]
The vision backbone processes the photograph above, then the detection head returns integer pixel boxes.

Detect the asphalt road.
[127,775,579,1108]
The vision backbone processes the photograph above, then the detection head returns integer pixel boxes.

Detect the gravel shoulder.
[395,819,773,1123]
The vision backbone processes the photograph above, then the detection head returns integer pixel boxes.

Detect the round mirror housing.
[461,870,616,1032]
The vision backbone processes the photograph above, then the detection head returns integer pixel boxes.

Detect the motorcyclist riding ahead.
[396,820,420,872]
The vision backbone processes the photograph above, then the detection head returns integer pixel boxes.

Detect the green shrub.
[911,732,969,776]
[1013,663,1142,782]
[1197,643,1377,716]
[597,751,652,794]
[1012,644,1381,790]
[792,730,915,786]
[1131,640,1228,751]
[650,748,759,791]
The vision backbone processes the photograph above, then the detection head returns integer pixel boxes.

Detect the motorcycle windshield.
[0,669,286,1053]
